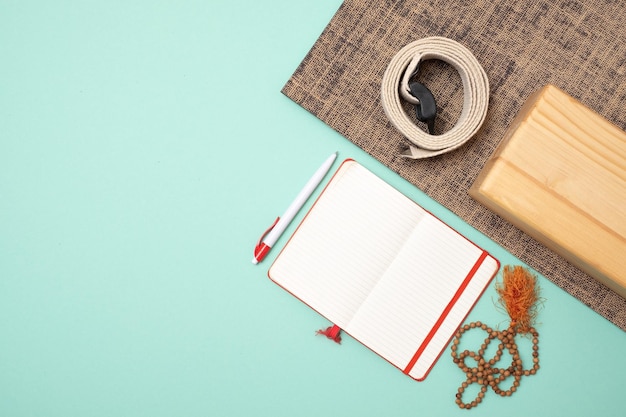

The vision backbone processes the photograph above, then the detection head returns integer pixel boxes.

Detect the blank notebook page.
[268,160,499,380]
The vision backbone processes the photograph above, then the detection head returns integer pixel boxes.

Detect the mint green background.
[1,1,624,416]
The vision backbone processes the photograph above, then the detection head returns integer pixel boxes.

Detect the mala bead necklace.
[451,321,540,409]
[451,265,541,409]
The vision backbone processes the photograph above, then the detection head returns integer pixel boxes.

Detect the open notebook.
[268,160,499,381]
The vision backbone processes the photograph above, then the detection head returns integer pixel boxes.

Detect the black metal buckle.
[407,62,437,134]
[408,80,437,135]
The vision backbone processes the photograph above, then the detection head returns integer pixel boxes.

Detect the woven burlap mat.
[282,0,626,330]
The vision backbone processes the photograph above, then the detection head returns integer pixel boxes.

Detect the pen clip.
[255,216,280,250]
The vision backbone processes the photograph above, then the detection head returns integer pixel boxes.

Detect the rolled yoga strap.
[381,37,490,159]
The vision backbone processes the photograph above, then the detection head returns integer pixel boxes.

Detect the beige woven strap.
[381,37,490,159]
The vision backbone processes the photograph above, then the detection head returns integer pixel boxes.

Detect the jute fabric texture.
[282,0,626,330]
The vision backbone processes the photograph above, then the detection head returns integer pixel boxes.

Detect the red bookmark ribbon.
[316,324,342,344]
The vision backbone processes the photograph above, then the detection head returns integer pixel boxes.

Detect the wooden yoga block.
[470,84,626,298]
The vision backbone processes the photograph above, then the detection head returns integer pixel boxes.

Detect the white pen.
[252,152,338,264]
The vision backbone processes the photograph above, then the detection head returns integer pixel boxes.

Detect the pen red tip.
[253,243,271,264]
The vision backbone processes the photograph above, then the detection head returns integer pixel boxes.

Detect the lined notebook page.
[269,161,427,328]
[268,160,499,380]
[345,215,486,371]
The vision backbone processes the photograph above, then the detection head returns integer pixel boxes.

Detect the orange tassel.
[496,265,540,333]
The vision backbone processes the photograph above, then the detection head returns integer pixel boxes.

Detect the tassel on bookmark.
[316,324,342,344]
